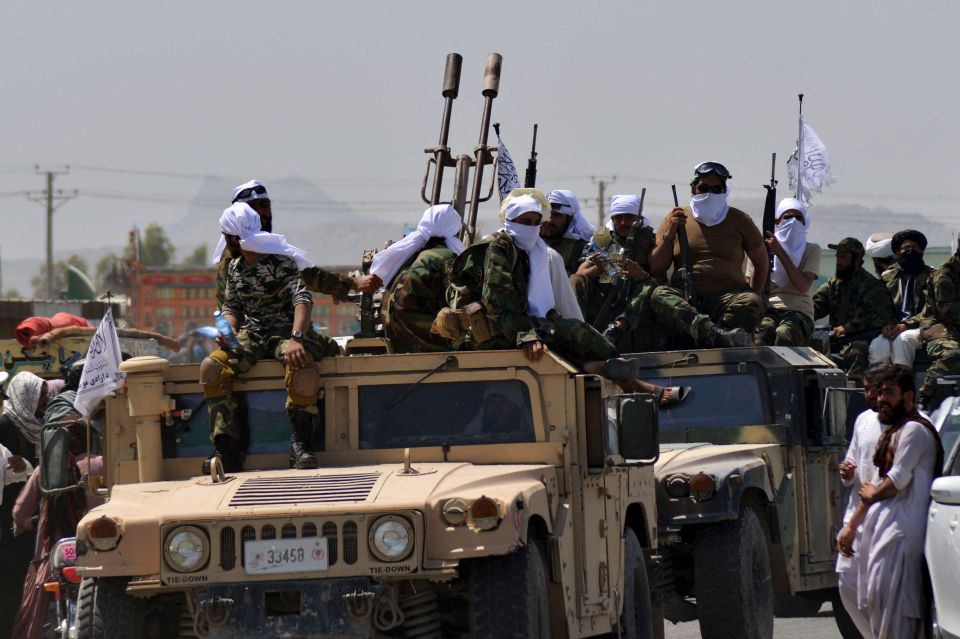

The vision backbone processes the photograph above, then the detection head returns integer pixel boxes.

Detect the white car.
[926,413,960,639]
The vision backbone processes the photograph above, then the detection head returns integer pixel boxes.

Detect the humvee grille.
[219,527,235,571]
[227,473,381,507]
[222,519,354,570]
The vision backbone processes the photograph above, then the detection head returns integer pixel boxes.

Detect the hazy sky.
[1,1,958,269]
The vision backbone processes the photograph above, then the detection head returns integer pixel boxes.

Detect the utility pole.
[591,175,617,227]
[25,166,77,298]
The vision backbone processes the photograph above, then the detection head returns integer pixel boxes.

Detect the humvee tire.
[694,508,774,639]
[76,578,141,639]
[469,541,550,638]
[616,527,654,639]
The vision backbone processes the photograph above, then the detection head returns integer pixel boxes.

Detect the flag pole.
[795,94,804,199]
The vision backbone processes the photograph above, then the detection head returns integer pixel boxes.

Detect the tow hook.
[200,597,235,627]
[343,589,376,619]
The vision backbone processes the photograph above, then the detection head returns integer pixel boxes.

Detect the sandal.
[656,385,692,407]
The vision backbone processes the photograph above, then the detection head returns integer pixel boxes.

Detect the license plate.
[244,537,329,575]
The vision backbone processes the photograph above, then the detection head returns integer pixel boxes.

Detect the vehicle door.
[926,423,960,636]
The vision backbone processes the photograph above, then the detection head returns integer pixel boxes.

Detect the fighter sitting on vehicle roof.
[203,203,341,472]
[865,232,896,278]
[355,204,464,353]
[813,237,895,380]
[917,235,960,409]
[539,190,595,275]
[648,161,768,333]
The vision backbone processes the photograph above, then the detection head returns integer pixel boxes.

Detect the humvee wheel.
[694,508,774,639]
[613,527,654,639]
[76,577,142,639]
[469,541,550,638]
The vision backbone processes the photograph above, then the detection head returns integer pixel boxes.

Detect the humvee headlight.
[86,516,122,551]
[664,475,690,499]
[442,499,469,526]
[164,526,209,573]
[689,473,717,502]
[369,516,413,562]
[469,496,501,531]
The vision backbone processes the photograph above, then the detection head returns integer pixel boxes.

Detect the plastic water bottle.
[214,311,240,351]
[587,242,620,279]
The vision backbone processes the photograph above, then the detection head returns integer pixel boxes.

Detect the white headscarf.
[211,203,315,270]
[690,187,731,226]
[546,190,595,242]
[5,372,45,448]
[231,179,270,203]
[502,195,555,318]
[370,204,465,287]
[865,232,894,258]
[605,194,651,233]
[770,197,810,288]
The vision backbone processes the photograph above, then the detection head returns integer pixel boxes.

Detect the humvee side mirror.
[617,394,659,465]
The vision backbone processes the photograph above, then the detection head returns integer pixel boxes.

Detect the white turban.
[547,190,596,242]
[211,203,314,270]
[770,197,809,288]
[609,194,642,217]
[370,204,465,287]
[865,232,895,258]
[502,195,555,318]
[231,179,270,203]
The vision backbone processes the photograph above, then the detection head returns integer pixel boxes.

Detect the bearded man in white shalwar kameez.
[838,364,943,638]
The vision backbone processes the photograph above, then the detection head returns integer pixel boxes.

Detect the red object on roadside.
[15,313,90,347]
[60,566,81,584]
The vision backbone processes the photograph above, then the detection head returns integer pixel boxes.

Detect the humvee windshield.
[359,379,535,449]
[647,372,766,430]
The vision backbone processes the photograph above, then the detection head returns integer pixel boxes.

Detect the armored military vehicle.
[73,351,662,638]
[621,345,858,639]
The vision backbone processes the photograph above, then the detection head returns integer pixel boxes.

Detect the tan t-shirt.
[767,242,822,319]
[655,206,764,296]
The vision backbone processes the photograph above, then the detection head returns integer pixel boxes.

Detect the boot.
[213,435,244,473]
[290,409,318,470]
[602,322,623,346]
[706,325,753,348]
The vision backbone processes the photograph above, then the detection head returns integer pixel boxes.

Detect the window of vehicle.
[359,380,535,449]
[645,372,766,430]
[939,411,960,476]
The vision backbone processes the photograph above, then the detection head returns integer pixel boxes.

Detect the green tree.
[181,243,209,268]
[139,224,175,267]
[3,288,22,299]
[30,254,89,297]
[96,252,128,291]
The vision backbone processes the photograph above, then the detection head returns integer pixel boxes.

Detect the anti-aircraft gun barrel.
[463,53,502,245]
[422,53,463,205]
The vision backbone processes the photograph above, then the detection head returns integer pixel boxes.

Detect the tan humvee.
[74,349,662,638]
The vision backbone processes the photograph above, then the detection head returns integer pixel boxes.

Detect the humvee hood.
[95,462,556,522]
[655,442,782,480]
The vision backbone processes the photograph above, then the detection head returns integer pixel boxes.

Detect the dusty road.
[664,602,843,639]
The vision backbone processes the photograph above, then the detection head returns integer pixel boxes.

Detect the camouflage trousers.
[829,335,874,381]
[201,329,340,442]
[474,315,617,368]
[757,308,814,347]
[650,285,765,333]
[919,337,960,399]
[383,290,450,354]
[612,281,667,351]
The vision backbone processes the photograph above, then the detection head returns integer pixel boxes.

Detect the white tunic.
[836,409,883,574]
[857,420,938,639]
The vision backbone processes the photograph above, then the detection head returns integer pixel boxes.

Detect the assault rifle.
[592,188,647,331]
[524,124,538,188]
[671,184,699,307]
[762,152,777,273]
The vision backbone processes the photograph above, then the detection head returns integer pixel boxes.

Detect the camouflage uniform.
[918,255,960,400]
[812,267,895,378]
[218,257,353,309]
[383,238,456,353]
[882,263,934,327]
[649,286,765,335]
[215,254,231,310]
[203,255,339,444]
[447,231,616,367]
[543,236,587,276]
[757,309,813,347]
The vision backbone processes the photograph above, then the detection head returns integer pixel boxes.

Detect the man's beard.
[836,264,856,280]
[540,222,564,241]
[878,401,908,425]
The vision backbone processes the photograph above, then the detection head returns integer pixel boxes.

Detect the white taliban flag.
[787,120,835,203]
[496,135,520,201]
[74,307,126,418]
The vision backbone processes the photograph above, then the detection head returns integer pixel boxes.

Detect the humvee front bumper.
[199,577,387,639]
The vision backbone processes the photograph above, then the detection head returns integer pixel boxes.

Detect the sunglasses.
[233,185,268,202]
[694,183,726,194]
[694,161,732,180]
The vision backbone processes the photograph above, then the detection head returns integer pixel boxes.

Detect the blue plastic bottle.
[214,311,240,350]
[587,242,620,279]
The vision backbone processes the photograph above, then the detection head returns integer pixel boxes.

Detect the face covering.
[771,217,807,288]
[898,249,925,276]
[689,190,730,226]
[502,195,556,318]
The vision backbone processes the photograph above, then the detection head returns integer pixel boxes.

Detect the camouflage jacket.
[920,255,960,335]
[301,266,355,300]
[222,254,313,336]
[812,267,895,336]
[449,231,539,346]
[386,240,456,353]
[215,254,231,310]
[882,263,934,328]
[543,236,587,275]
[571,224,656,321]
